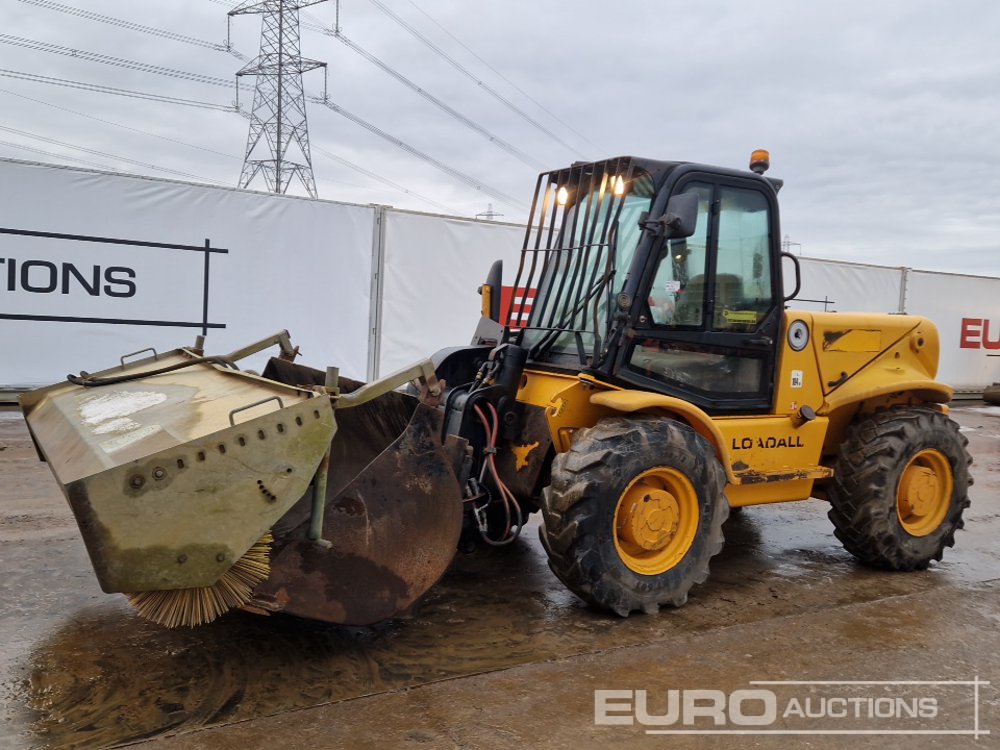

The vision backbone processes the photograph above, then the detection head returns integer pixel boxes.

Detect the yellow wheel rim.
[613,467,700,575]
[896,449,953,537]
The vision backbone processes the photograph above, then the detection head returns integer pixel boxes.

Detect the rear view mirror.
[660,192,699,239]
[478,258,503,322]
[781,251,801,301]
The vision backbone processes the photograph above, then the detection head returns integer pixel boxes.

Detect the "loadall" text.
[731,435,805,450]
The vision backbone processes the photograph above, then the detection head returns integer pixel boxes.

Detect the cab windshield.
[516,167,655,364]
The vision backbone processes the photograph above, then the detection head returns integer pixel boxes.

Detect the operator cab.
[504,153,793,415]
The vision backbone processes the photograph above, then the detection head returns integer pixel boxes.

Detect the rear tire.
[540,416,728,616]
[827,406,972,570]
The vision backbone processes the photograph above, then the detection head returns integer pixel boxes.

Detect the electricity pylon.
[229,0,327,197]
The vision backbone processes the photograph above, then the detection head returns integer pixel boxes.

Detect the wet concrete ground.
[1,404,998,749]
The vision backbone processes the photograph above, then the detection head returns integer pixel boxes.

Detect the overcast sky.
[1,0,998,275]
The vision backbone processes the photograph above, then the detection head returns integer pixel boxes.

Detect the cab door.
[615,174,782,414]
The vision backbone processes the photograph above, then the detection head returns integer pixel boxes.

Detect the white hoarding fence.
[0,159,373,388]
[375,208,524,377]
[783,255,1000,392]
[903,270,1000,392]
[1,157,998,395]
[791,257,903,314]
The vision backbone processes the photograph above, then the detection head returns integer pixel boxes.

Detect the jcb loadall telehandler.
[22,152,972,627]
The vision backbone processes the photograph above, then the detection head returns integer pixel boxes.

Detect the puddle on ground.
[2,404,997,749]
[5,504,986,750]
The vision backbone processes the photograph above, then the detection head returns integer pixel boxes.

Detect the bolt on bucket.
[248,356,466,625]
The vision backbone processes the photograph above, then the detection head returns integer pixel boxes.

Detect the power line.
[224,17,527,207]
[4,2,519,210]
[293,3,333,32]
[209,1,529,205]
[0,71,478,213]
[332,32,544,170]
[250,3,546,170]
[0,34,251,90]
[16,0,247,60]
[0,124,221,182]
[404,0,602,154]
[0,87,240,161]
[0,138,142,174]
[18,0,254,66]
[312,96,526,209]
[311,144,458,214]
[0,82,465,212]
[363,0,585,158]
[0,68,236,110]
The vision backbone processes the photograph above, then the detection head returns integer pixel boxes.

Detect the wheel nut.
[152,467,166,480]
[130,475,145,489]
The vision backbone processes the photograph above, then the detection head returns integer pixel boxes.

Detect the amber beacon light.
[749,149,770,175]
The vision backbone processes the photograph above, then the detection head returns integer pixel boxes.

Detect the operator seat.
[674,273,744,326]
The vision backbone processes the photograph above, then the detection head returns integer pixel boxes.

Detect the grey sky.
[1,0,998,275]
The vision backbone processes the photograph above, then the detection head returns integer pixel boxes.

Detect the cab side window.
[713,186,773,331]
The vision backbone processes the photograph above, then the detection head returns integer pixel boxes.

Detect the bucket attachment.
[21,333,466,627]
[248,358,466,625]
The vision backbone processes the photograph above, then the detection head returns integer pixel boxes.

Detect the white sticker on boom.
[791,370,804,389]
[664,280,681,293]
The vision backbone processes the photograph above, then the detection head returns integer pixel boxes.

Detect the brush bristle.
[126,532,273,628]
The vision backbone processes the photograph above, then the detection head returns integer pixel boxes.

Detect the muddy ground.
[0,404,997,749]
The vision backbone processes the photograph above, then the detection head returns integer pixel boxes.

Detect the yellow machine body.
[516,310,950,508]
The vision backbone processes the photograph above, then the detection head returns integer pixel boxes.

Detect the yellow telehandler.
[22,152,972,626]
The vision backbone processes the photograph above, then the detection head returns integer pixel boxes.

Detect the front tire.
[827,406,972,570]
[540,416,728,616]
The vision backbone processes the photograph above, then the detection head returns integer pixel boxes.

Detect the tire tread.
[540,416,728,616]
[827,406,971,570]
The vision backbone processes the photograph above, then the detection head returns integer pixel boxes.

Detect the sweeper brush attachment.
[126,532,273,628]
[21,332,466,628]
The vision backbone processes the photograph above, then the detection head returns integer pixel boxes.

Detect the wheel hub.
[896,449,952,537]
[613,467,700,576]
[618,487,680,551]
[899,466,938,517]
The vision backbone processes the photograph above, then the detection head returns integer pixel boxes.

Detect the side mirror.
[781,251,801,302]
[659,192,699,239]
[478,259,503,322]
